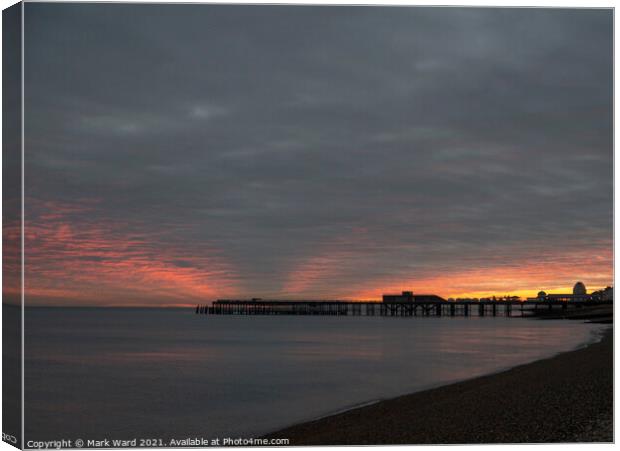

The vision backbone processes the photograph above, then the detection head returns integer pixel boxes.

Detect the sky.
[16,4,613,306]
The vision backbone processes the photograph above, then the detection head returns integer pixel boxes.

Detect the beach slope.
[266,328,612,444]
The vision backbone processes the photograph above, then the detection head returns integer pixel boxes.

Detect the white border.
[20,1,24,448]
[0,3,615,451]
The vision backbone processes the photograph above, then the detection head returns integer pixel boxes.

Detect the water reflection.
[25,308,607,441]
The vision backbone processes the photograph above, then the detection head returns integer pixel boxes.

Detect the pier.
[194,299,612,317]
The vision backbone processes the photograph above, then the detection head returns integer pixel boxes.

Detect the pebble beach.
[266,322,613,445]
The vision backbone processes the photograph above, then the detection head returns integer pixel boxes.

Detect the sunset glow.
[22,199,240,306]
[15,197,612,305]
[11,5,612,307]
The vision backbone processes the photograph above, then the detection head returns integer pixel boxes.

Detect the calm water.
[24,308,606,442]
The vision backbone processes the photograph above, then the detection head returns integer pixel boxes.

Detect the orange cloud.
[281,228,373,297]
[343,245,613,300]
[17,198,613,306]
[23,198,240,306]
[3,218,22,304]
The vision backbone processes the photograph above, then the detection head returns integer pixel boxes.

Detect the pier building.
[382,291,446,303]
[527,281,602,302]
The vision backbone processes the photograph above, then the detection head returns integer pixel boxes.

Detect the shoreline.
[264,323,613,445]
[301,322,607,424]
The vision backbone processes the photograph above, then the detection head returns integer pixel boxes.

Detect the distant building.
[528,281,596,302]
[573,281,587,296]
[382,291,446,303]
[591,286,613,302]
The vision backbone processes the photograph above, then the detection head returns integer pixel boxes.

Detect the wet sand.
[266,326,613,445]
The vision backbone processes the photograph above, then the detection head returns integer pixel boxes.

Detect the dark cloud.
[23,4,613,302]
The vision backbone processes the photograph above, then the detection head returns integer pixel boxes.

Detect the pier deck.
[195,300,612,317]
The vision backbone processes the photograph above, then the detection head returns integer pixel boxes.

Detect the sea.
[23,307,607,443]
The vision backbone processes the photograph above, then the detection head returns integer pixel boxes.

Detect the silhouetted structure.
[527,281,605,302]
[196,297,611,318]
[591,286,613,302]
[382,291,446,303]
[198,284,612,317]
[573,281,587,296]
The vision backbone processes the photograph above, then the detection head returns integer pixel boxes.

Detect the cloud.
[23,199,240,306]
[21,5,613,303]
[188,104,228,120]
